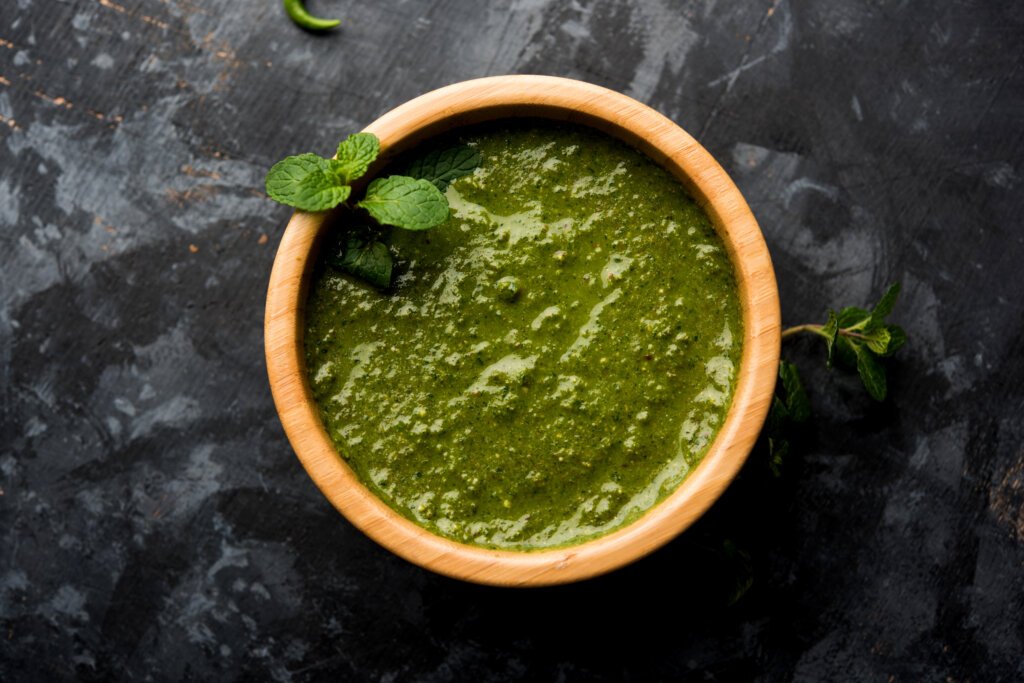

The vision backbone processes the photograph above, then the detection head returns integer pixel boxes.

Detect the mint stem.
[781,324,870,342]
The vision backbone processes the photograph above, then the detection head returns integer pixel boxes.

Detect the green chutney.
[304,122,743,550]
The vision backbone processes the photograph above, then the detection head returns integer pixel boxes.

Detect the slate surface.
[2,1,1023,680]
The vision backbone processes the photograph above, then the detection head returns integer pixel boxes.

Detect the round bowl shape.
[265,75,780,586]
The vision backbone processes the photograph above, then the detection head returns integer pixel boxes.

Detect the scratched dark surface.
[2,0,1023,680]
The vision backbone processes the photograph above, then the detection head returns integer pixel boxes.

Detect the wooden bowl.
[265,75,780,586]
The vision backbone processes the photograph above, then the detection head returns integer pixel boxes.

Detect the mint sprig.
[265,133,480,288]
[779,283,905,400]
[265,133,444,218]
[766,283,907,475]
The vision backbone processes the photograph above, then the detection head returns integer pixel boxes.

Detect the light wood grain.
[265,75,781,587]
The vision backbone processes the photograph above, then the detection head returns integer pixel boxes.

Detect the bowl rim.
[265,75,780,587]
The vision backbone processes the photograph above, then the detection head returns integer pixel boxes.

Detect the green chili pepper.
[283,0,340,31]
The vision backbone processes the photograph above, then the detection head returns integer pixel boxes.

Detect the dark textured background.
[2,1,1023,680]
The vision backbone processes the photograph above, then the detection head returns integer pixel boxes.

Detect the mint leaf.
[767,395,789,433]
[834,335,858,369]
[881,325,906,357]
[331,235,393,288]
[768,436,788,478]
[764,362,806,477]
[871,282,901,320]
[265,154,351,211]
[358,175,449,230]
[779,360,809,423]
[823,310,840,367]
[406,144,481,191]
[854,345,887,401]
[334,133,381,183]
[836,306,871,329]
[862,327,892,355]
[721,539,754,605]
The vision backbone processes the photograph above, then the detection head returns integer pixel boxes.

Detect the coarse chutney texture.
[304,122,743,550]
